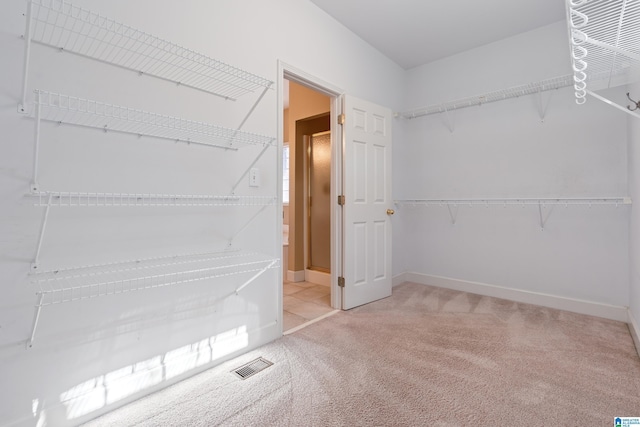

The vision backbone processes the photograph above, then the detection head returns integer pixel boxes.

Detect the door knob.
[386,209,395,215]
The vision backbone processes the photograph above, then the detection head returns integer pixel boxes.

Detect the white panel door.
[342,95,393,309]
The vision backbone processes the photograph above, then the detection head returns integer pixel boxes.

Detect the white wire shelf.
[25,0,273,100]
[566,0,640,104]
[29,191,276,207]
[395,197,632,206]
[25,249,279,347]
[398,75,574,119]
[396,197,632,230]
[30,250,279,306]
[31,90,275,150]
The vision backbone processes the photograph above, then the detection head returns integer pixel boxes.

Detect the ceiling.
[309,0,567,69]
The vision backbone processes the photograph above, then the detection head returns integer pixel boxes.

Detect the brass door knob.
[386,209,395,215]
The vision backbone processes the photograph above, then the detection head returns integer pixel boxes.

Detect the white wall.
[629,80,640,346]
[396,21,630,314]
[0,1,404,425]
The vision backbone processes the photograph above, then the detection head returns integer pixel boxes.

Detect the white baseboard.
[305,269,330,286]
[392,272,407,287]
[287,270,305,282]
[402,272,628,322]
[629,309,640,359]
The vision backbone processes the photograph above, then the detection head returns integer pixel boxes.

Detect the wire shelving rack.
[17,1,280,347]
[27,250,279,347]
[395,197,632,207]
[566,0,640,111]
[29,191,276,207]
[31,91,275,150]
[398,75,574,120]
[20,0,273,112]
[395,197,632,229]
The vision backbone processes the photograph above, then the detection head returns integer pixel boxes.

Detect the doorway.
[282,79,335,332]
[278,63,395,330]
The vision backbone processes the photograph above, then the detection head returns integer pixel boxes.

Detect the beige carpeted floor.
[84,282,640,426]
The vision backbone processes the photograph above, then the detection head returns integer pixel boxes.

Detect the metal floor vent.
[232,357,273,380]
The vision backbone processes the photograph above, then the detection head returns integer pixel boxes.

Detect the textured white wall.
[395,21,630,307]
[0,0,404,425]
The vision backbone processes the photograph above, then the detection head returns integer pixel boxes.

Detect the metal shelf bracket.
[537,202,556,231]
[19,0,34,114]
[443,106,454,133]
[446,204,458,225]
[235,259,278,294]
[26,293,43,348]
[31,194,51,271]
[227,204,270,248]
[537,89,554,123]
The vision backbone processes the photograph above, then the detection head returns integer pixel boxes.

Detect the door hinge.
[338,276,345,287]
[337,195,345,205]
[338,113,345,125]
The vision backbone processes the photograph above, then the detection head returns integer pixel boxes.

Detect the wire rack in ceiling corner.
[566,0,640,104]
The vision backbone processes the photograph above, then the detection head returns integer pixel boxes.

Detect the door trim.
[278,61,343,311]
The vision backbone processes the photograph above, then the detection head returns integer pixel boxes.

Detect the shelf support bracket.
[26,293,44,349]
[537,89,553,123]
[537,202,555,231]
[233,84,272,139]
[19,0,34,114]
[235,259,278,294]
[31,91,42,192]
[229,143,271,195]
[227,204,270,248]
[31,194,51,272]
[442,106,454,133]
[587,90,640,120]
[446,204,458,225]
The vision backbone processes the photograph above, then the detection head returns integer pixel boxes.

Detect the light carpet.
[84,282,640,426]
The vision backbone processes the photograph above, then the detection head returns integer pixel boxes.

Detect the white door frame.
[277,61,344,311]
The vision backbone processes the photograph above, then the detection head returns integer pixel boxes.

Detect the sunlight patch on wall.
[32,399,47,427]
[56,326,249,420]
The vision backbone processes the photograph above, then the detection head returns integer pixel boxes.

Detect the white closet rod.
[397,75,574,119]
[395,197,632,206]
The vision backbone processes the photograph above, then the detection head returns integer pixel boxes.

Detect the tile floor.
[283,280,334,331]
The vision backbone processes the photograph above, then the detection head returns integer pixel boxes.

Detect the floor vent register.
[232,357,274,380]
